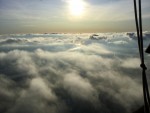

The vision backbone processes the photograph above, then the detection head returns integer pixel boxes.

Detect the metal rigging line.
[133,0,150,113]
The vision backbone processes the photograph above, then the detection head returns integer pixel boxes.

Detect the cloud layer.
[0,32,150,113]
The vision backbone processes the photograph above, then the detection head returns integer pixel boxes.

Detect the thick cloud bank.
[0,32,150,113]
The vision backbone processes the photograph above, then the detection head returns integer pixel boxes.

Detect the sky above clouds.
[0,0,150,34]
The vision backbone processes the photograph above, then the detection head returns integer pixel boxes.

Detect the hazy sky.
[0,0,150,34]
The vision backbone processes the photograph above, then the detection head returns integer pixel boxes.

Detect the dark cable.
[139,0,150,111]
[133,0,150,113]
[134,0,142,61]
[139,0,144,64]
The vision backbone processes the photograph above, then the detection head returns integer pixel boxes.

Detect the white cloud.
[63,72,98,101]
[0,32,149,113]
[121,58,140,68]
[29,77,57,100]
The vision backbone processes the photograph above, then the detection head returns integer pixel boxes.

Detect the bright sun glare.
[68,0,85,16]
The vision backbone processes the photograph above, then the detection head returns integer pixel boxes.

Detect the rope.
[133,0,150,113]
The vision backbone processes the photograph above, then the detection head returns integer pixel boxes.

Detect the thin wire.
[139,0,150,110]
[134,0,142,61]
[133,0,150,113]
[139,0,144,64]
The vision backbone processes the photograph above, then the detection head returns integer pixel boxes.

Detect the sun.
[68,0,85,16]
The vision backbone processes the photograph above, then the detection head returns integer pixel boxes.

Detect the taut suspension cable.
[133,0,150,113]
